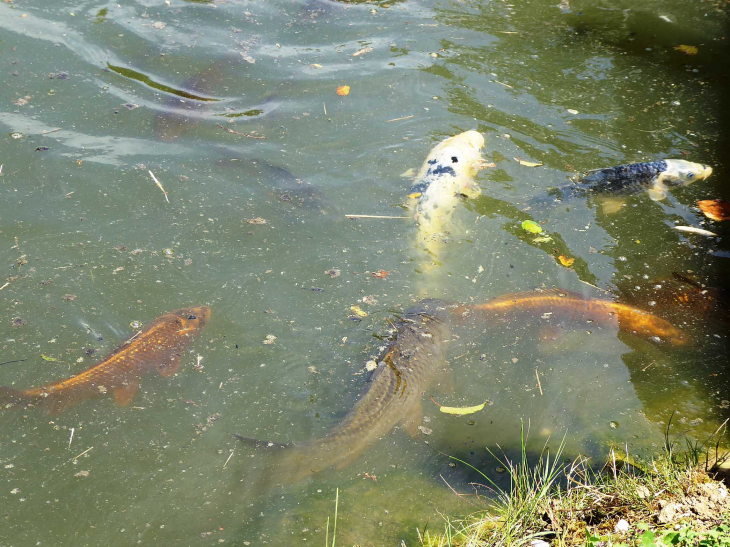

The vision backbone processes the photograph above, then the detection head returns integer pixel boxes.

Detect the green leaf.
[41,354,58,362]
[521,220,542,234]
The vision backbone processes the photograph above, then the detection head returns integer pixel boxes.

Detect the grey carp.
[235,299,452,486]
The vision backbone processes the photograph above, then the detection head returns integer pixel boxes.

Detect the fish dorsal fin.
[232,433,291,450]
[113,380,139,406]
[486,288,586,304]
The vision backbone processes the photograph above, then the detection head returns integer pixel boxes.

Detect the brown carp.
[0,306,210,414]
[455,289,687,346]
[235,299,452,486]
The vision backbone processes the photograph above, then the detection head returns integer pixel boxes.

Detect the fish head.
[405,299,452,340]
[415,131,487,190]
[662,160,713,187]
[172,306,211,331]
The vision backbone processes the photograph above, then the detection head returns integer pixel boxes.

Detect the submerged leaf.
[533,236,553,243]
[350,305,368,318]
[698,199,730,221]
[41,354,57,362]
[674,45,698,55]
[336,85,350,96]
[521,220,543,234]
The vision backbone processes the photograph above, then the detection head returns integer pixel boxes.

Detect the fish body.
[0,307,210,413]
[456,289,687,345]
[237,299,452,486]
[528,160,712,212]
[407,131,489,273]
[576,159,712,200]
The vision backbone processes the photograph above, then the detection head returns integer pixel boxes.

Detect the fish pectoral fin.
[113,380,139,406]
[598,197,625,215]
[401,400,424,438]
[647,186,668,201]
[232,433,290,450]
[157,354,181,378]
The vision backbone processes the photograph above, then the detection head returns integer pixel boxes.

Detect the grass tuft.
[419,420,730,546]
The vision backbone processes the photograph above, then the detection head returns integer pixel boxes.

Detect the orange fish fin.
[401,400,424,438]
[157,354,181,378]
[114,381,139,406]
[46,395,78,416]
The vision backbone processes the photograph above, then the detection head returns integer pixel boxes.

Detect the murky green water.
[1,0,729,544]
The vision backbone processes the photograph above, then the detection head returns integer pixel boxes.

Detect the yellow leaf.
[310,63,323,69]
[514,157,543,167]
[41,354,57,362]
[407,192,422,199]
[558,255,575,267]
[350,305,368,317]
[438,400,488,416]
[336,85,350,96]
[533,236,552,243]
[674,45,698,55]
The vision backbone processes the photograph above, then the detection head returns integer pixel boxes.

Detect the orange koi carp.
[0,306,210,414]
[455,289,687,345]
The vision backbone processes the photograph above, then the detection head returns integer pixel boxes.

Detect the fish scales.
[0,306,210,413]
[238,300,451,486]
[581,160,668,194]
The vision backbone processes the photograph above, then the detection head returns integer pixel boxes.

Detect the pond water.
[1,0,729,545]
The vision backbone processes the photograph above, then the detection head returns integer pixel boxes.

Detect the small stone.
[74,470,90,478]
[614,519,629,533]
[657,502,678,524]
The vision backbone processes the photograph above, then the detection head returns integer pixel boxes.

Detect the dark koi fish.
[0,306,210,414]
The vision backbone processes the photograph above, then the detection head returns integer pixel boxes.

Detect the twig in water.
[323,102,327,116]
[148,170,170,203]
[637,125,674,133]
[0,358,26,366]
[223,450,234,469]
[345,214,409,219]
[642,360,656,372]
[68,428,75,449]
[385,114,414,123]
[216,124,265,139]
[440,474,480,508]
[494,80,513,89]
[535,368,543,395]
[0,282,9,291]
[72,446,93,461]
[41,128,61,135]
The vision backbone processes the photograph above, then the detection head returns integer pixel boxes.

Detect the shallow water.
[1,0,729,544]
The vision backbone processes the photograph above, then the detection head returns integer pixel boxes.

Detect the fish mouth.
[702,165,713,179]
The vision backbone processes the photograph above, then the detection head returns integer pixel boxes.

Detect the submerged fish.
[407,131,491,271]
[0,307,210,413]
[235,299,451,486]
[455,289,688,345]
[528,159,712,213]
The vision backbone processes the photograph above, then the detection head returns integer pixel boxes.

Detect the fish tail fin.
[0,386,27,409]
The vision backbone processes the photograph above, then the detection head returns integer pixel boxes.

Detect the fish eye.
[188,315,197,320]
[686,172,695,179]
[451,156,459,163]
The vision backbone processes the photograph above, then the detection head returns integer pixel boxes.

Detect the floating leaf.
[41,354,57,362]
[514,158,543,167]
[533,236,553,243]
[674,45,698,55]
[372,270,389,278]
[521,220,543,234]
[437,400,488,416]
[310,63,323,69]
[698,199,730,221]
[350,305,368,318]
[352,47,373,57]
[558,255,575,267]
[336,85,350,96]
[407,192,422,199]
